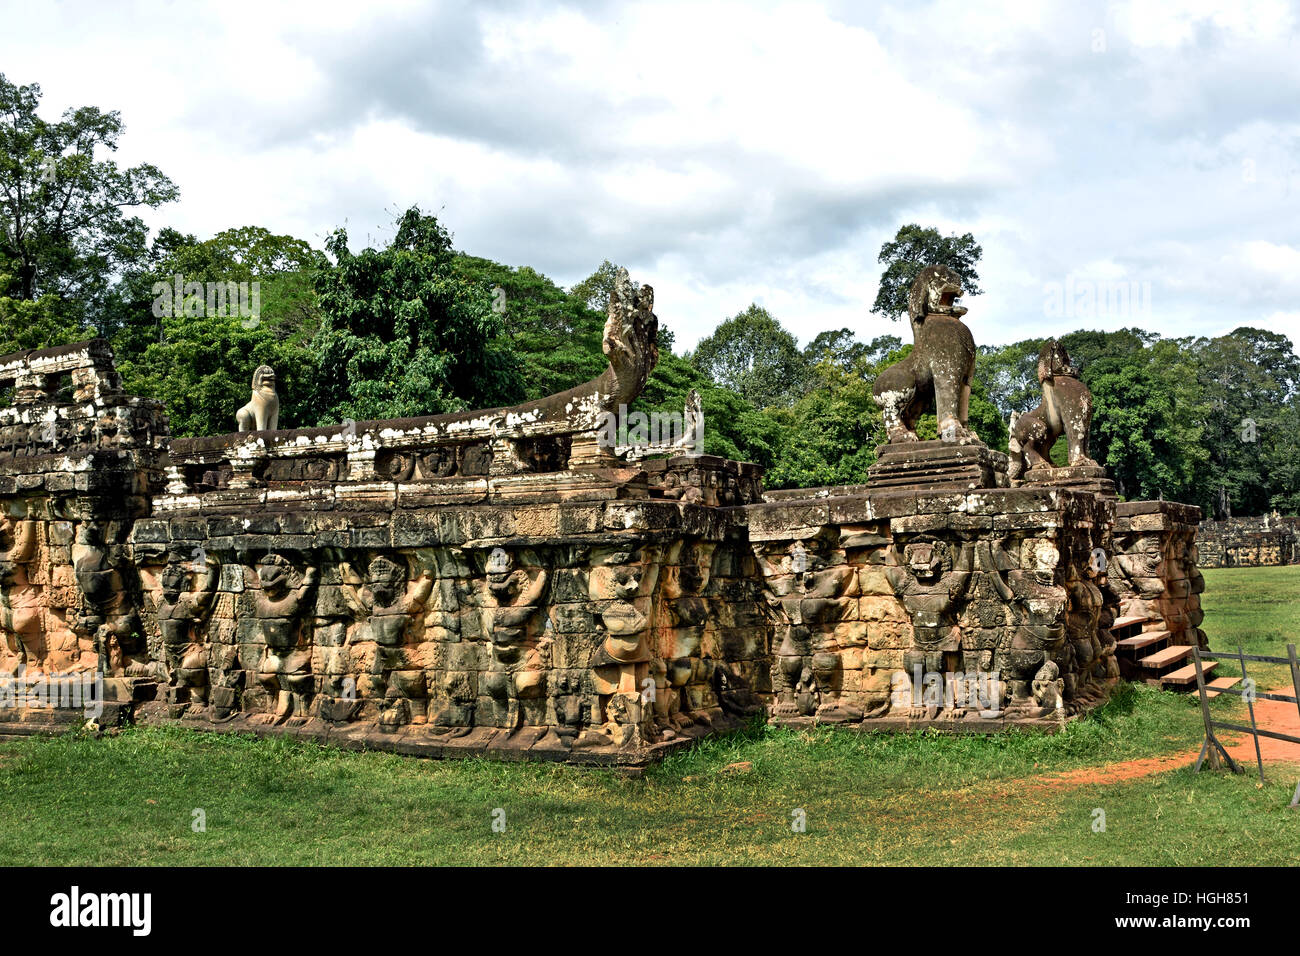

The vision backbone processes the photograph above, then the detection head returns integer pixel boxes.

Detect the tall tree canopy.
[871,224,982,320]
[311,206,522,424]
[689,304,808,410]
[0,85,1293,516]
[112,227,327,437]
[0,72,177,335]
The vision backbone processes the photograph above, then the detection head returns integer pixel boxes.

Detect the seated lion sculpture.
[1007,340,1097,479]
[235,365,280,432]
[872,264,977,444]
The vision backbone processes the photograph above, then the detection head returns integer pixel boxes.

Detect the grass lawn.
[1,567,1297,866]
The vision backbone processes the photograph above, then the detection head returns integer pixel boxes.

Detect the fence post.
[1192,646,1237,774]
[1289,645,1300,808]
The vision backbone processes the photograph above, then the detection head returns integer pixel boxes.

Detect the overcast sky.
[4,0,1299,351]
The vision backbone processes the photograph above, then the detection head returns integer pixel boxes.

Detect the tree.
[112,226,327,437]
[871,224,982,320]
[311,206,522,424]
[975,339,1044,421]
[764,349,886,489]
[569,259,633,313]
[1190,327,1300,516]
[453,254,607,401]
[1084,351,1207,503]
[0,73,178,329]
[689,304,808,409]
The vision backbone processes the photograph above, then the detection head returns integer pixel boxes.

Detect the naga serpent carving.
[420,268,659,436]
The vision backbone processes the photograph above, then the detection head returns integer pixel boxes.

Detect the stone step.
[1117,629,1169,652]
[1139,643,1194,669]
[1162,659,1219,686]
[1112,614,1151,631]
[1201,674,1241,699]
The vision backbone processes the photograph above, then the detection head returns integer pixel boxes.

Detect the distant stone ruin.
[1197,515,1300,568]
[0,268,1205,764]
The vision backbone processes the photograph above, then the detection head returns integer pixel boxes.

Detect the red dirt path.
[1025,690,1300,792]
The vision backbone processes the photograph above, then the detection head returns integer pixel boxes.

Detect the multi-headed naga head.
[603,268,659,407]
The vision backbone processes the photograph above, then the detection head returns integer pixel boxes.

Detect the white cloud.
[1,0,1298,352]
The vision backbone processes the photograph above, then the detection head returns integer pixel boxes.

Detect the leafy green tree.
[689,304,808,409]
[871,224,982,319]
[0,73,177,329]
[1189,327,1300,516]
[113,227,327,436]
[635,350,782,469]
[568,259,635,313]
[1084,350,1208,503]
[765,353,884,488]
[311,206,522,423]
[976,339,1044,419]
[1263,401,1300,513]
[1058,328,1159,372]
[453,254,606,401]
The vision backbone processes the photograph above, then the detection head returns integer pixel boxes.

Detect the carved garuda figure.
[0,517,48,676]
[481,547,550,732]
[249,553,317,724]
[341,553,435,727]
[155,552,220,713]
[74,523,147,677]
[1007,340,1097,479]
[872,265,977,444]
[885,536,974,718]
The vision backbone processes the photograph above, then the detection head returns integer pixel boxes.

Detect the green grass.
[1,567,1297,866]
[1201,566,1300,690]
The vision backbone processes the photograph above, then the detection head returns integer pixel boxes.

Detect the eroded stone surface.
[1197,514,1299,568]
[0,270,1206,763]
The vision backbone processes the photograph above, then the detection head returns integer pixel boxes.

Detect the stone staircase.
[1112,614,1239,695]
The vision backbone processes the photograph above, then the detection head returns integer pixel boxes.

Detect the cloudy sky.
[4,0,1299,350]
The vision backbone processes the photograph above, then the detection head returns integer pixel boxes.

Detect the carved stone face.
[613,567,641,599]
[905,541,948,581]
[1037,340,1079,383]
[1027,541,1060,584]
[486,547,513,596]
[161,563,187,603]
[257,557,290,595]
[252,365,276,393]
[366,557,404,607]
[908,265,967,319]
[76,523,103,548]
[679,563,703,595]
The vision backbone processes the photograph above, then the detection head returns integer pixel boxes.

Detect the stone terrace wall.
[1197,516,1300,568]
[132,414,770,762]
[744,485,1120,726]
[1112,501,1206,648]
[0,338,1209,762]
[0,341,168,695]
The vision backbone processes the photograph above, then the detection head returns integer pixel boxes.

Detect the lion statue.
[1007,340,1097,479]
[872,264,977,444]
[235,365,280,432]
